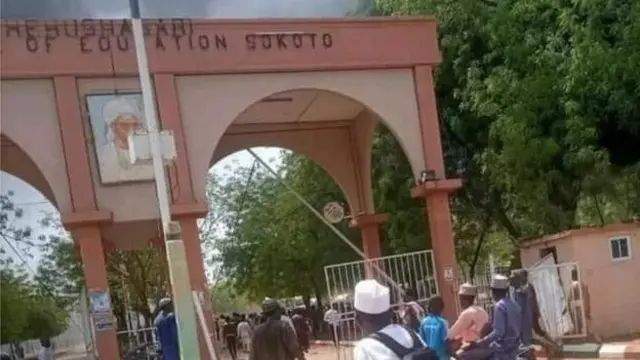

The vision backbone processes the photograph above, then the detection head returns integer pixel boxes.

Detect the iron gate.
[323,250,439,360]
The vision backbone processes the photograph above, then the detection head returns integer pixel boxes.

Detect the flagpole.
[128,0,201,358]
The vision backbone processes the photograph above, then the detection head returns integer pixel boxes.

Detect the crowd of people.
[350,270,562,360]
[150,269,568,360]
[213,305,314,360]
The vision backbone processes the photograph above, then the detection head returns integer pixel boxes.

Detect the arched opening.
[203,147,361,331]
[200,147,359,302]
[187,85,428,344]
[0,150,88,355]
[1,134,58,208]
[0,133,65,269]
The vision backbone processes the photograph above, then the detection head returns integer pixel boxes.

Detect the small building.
[519,222,640,340]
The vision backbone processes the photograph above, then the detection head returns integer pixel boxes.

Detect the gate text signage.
[1,19,334,54]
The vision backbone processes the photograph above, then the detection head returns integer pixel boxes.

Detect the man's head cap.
[353,279,390,315]
[262,298,281,314]
[102,96,141,125]
[491,274,510,290]
[458,283,478,296]
[158,297,172,308]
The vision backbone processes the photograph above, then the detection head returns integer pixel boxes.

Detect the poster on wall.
[88,289,112,314]
[93,313,115,332]
[86,93,154,184]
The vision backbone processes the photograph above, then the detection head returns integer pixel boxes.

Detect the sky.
[1,0,363,19]
[0,147,282,277]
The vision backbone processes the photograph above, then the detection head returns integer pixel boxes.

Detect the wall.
[76,78,159,223]
[520,236,575,267]
[176,68,425,208]
[521,224,640,339]
[0,80,72,213]
[573,226,640,338]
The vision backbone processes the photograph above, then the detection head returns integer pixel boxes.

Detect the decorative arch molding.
[211,127,363,214]
[0,133,59,209]
[178,70,425,207]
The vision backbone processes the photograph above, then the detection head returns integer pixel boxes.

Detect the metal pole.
[192,291,218,360]
[128,1,200,358]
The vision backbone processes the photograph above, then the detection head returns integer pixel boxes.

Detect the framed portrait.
[86,93,154,184]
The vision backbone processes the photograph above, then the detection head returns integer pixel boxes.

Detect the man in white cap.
[96,96,153,183]
[463,275,521,360]
[353,279,435,360]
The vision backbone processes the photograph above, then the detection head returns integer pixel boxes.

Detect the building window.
[609,236,631,261]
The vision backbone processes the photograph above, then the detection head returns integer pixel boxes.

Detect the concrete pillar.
[350,213,388,278]
[412,64,463,322]
[426,185,459,321]
[74,225,120,360]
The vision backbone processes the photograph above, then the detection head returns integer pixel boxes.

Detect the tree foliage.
[209,281,256,314]
[1,190,75,342]
[371,0,640,267]
[216,0,640,288]
[1,188,174,334]
[212,153,360,303]
[0,268,68,344]
[107,247,170,329]
[1,191,38,262]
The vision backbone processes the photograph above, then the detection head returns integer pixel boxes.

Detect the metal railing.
[323,250,438,360]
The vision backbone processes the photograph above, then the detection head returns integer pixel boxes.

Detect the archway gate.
[1,17,462,360]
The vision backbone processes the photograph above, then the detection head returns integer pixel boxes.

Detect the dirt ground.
[219,345,338,360]
[218,344,599,360]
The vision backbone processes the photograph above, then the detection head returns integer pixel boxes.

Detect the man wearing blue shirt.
[419,296,449,360]
[465,275,521,360]
[154,297,180,360]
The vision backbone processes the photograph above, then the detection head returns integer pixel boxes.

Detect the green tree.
[209,281,255,314]
[1,190,84,302]
[1,189,171,332]
[33,214,85,308]
[372,0,640,250]
[214,151,359,305]
[0,268,68,344]
[0,268,31,343]
[371,128,428,254]
[107,247,170,329]
[0,190,37,263]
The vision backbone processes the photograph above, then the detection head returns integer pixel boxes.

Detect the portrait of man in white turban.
[88,94,154,184]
